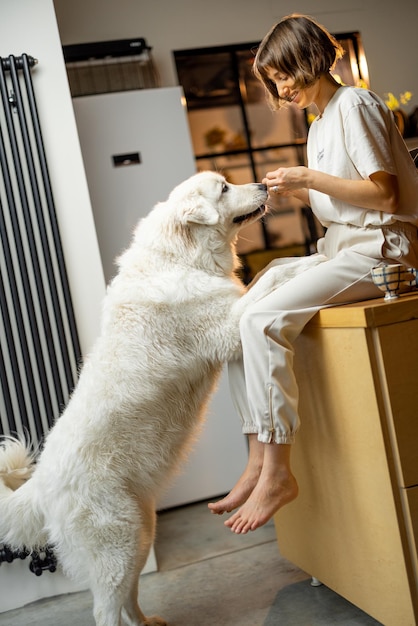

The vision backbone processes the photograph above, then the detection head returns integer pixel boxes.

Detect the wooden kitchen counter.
[274,292,418,626]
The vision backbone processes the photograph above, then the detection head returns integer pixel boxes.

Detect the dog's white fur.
[0,171,325,626]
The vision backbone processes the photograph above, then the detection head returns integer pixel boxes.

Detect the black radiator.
[0,54,81,449]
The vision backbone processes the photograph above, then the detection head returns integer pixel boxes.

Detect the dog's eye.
[221,183,229,193]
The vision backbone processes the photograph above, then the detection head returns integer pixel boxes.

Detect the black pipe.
[7,55,59,425]
[0,59,42,438]
[22,54,81,387]
[0,53,81,442]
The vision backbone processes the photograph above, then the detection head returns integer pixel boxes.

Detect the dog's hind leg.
[85,518,146,625]
[91,589,124,626]
[89,539,165,626]
[122,499,167,626]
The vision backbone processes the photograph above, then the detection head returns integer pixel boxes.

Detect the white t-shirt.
[307,86,418,227]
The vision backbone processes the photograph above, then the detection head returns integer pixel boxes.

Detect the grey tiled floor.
[0,499,383,625]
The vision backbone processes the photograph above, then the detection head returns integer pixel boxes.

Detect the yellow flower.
[384,91,412,111]
[384,92,399,111]
[400,91,412,106]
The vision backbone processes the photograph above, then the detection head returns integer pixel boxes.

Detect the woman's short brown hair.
[253,14,344,109]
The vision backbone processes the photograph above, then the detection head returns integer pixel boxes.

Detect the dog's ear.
[181,194,219,225]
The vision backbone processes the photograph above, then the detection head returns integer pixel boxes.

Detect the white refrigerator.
[72,87,248,511]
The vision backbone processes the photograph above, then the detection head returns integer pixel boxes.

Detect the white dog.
[0,172,269,626]
[0,171,324,626]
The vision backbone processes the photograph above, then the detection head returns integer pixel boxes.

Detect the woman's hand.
[263,167,310,205]
[264,166,308,194]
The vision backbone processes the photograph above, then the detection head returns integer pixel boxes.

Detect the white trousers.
[229,221,418,444]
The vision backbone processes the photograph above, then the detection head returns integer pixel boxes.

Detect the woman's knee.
[239,305,277,338]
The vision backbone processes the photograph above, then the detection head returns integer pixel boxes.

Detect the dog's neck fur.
[118,208,240,279]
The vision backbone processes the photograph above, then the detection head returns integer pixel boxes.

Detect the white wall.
[53,0,418,115]
[0,0,106,612]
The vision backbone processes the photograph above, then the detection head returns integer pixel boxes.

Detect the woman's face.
[266,67,318,109]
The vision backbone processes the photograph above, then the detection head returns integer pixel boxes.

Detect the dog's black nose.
[258,183,267,191]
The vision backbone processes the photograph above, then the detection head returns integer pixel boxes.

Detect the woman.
[208,13,418,533]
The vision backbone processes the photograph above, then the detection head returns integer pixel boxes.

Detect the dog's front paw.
[247,253,327,302]
[243,269,282,303]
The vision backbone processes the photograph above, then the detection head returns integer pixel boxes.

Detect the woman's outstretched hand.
[264,167,310,205]
[264,166,308,194]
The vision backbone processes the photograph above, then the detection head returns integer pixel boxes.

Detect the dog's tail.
[0,436,46,549]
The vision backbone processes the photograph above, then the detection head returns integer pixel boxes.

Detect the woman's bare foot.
[225,443,298,533]
[208,468,259,515]
[225,470,298,533]
[208,435,264,515]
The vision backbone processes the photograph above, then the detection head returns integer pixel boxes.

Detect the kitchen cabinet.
[275,293,418,626]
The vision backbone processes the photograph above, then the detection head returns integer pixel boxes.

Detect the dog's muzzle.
[233,205,266,224]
